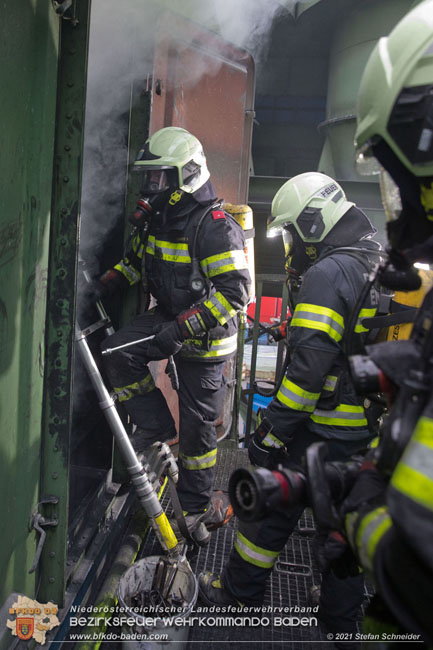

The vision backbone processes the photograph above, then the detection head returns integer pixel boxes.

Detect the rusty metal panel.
[149,13,255,204]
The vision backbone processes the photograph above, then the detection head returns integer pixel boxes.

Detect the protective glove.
[82,268,127,304]
[268,320,288,342]
[313,530,361,579]
[337,459,387,559]
[145,320,184,361]
[144,305,216,361]
[81,279,107,304]
[313,456,386,579]
[248,417,287,468]
[340,459,387,517]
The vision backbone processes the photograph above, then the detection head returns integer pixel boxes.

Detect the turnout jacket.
[113,200,251,361]
[264,241,383,444]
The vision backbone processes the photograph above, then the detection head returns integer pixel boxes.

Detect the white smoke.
[76,0,292,414]
[79,0,290,273]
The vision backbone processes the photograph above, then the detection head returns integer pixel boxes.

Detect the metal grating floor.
[138,447,373,649]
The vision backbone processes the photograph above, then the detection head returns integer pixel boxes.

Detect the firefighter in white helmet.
[98,127,251,546]
[199,171,384,642]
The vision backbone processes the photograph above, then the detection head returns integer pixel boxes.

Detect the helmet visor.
[132,165,177,194]
[355,143,382,176]
[379,168,403,223]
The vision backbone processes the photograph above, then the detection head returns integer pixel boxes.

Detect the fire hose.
[229,442,362,528]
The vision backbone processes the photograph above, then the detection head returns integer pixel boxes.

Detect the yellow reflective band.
[185,321,195,336]
[355,307,377,333]
[234,531,279,569]
[179,448,217,470]
[204,291,237,325]
[276,376,320,412]
[369,436,380,449]
[391,425,433,511]
[182,334,238,359]
[311,403,367,427]
[262,432,285,449]
[146,236,155,255]
[345,511,359,549]
[355,506,392,572]
[132,234,145,259]
[114,261,140,286]
[323,374,338,392]
[196,312,206,330]
[201,249,248,278]
[391,461,433,512]
[421,181,433,219]
[145,236,191,263]
[113,373,155,402]
[291,303,344,342]
[154,512,178,550]
[412,416,433,449]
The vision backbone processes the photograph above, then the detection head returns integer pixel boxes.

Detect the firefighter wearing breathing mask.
[333,1,433,643]
[99,126,251,546]
[199,171,384,639]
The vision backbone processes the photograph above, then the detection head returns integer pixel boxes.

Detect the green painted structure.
[0,1,61,605]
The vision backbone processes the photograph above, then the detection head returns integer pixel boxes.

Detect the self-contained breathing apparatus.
[231,250,431,529]
[127,195,255,307]
[350,259,433,478]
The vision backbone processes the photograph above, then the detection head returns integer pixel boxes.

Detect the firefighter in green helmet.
[97,126,251,546]
[199,170,384,641]
[332,0,433,643]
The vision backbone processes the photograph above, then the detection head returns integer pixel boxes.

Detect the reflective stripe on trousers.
[179,448,217,470]
[234,530,280,569]
[113,371,155,402]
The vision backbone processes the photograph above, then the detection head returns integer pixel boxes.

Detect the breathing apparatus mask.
[356,137,433,291]
[280,225,314,310]
[128,126,211,230]
[128,166,180,229]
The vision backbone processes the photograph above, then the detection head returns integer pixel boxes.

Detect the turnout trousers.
[101,308,226,512]
[223,430,366,633]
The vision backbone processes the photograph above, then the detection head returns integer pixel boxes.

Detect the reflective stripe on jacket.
[264,244,381,442]
[114,202,251,360]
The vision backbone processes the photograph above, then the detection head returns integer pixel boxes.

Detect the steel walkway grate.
[138,446,373,649]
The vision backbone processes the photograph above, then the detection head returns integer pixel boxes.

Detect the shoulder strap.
[361,302,418,330]
[189,200,222,260]
[188,201,222,300]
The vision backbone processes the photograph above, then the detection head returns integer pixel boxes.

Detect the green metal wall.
[0,1,60,603]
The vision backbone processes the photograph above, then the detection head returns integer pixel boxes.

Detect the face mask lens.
[282,229,293,256]
[145,170,168,192]
[266,214,282,238]
[355,144,382,176]
[132,166,176,194]
[379,168,402,222]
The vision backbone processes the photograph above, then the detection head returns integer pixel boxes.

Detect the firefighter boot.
[198,572,241,607]
[131,426,176,453]
[169,503,216,547]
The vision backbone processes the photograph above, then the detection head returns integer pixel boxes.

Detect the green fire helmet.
[133,126,210,193]
[355,0,433,178]
[267,172,354,244]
